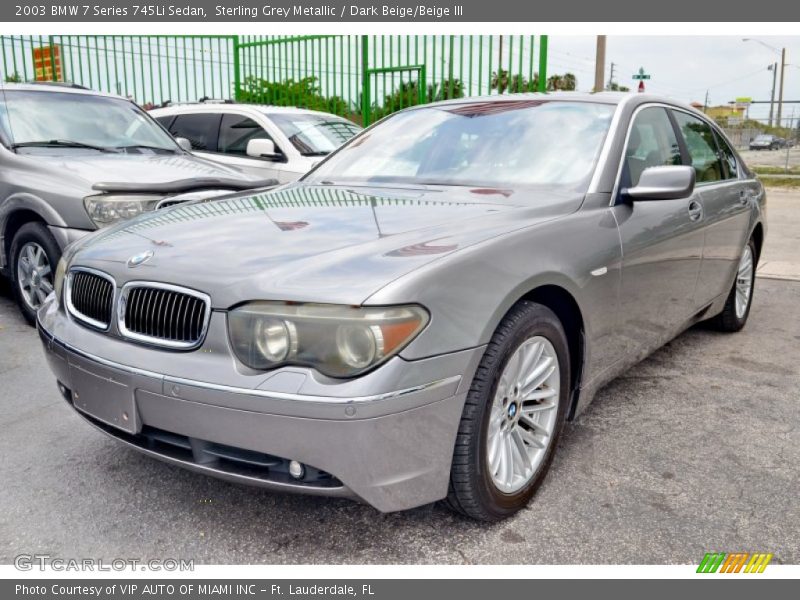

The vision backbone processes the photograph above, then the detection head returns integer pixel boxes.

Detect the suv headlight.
[83,194,165,227]
[228,302,429,378]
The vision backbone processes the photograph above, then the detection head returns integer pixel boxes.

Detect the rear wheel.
[709,238,756,332]
[10,222,61,326]
[445,301,570,521]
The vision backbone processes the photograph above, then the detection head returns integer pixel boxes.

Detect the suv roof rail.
[159,97,237,108]
[198,96,236,104]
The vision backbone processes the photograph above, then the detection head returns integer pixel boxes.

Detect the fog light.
[288,460,305,480]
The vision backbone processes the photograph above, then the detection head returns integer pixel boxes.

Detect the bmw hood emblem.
[127,250,154,268]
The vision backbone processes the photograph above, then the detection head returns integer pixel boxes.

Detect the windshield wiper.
[11,139,118,153]
[114,144,179,153]
[300,151,330,157]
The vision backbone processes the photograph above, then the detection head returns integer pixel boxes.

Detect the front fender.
[366,207,624,387]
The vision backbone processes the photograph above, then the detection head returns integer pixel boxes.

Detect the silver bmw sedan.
[38,92,765,521]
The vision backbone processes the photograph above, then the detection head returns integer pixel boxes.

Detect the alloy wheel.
[735,245,754,319]
[487,336,561,494]
[16,241,54,310]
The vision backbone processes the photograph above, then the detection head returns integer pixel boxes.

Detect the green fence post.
[447,35,454,99]
[360,35,370,126]
[47,35,56,81]
[232,35,241,101]
[538,35,548,92]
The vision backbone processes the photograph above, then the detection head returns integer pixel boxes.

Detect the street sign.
[632,66,651,80]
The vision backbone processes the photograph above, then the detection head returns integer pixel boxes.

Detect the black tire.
[709,237,756,333]
[9,222,61,326]
[444,301,570,522]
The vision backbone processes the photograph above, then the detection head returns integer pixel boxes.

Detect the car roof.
[0,82,124,100]
[410,91,698,112]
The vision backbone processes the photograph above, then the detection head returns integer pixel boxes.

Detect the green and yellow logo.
[697,552,773,573]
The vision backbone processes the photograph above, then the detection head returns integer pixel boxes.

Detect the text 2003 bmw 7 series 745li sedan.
[38,93,765,521]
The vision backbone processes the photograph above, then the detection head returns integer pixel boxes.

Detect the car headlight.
[53,256,67,303]
[83,194,165,227]
[228,302,429,378]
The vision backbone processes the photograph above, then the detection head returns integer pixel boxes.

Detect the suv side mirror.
[246,138,282,160]
[626,165,696,201]
[175,137,192,152]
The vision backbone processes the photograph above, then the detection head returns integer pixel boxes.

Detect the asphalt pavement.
[0,194,798,565]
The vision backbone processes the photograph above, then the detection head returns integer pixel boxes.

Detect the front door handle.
[739,190,751,205]
[688,200,703,222]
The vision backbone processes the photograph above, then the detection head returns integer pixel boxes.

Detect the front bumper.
[37,300,482,512]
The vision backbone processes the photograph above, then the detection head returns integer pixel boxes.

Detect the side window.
[672,111,724,184]
[168,113,220,151]
[713,130,739,180]
[623,107,682,188]
[218,114,276,156]
[154,115,174,129]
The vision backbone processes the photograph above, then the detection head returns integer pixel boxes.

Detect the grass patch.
[759,176,800,189]
[752,165,800,175]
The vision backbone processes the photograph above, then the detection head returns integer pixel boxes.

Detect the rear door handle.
[688,200,703,221]
[739,190,751,205]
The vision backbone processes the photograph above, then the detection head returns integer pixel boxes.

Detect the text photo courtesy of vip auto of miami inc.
[0,0,798,592]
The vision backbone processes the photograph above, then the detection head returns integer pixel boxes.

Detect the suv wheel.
[10,222,61,326]
[445,301,570,521]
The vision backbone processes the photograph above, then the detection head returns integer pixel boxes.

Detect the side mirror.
[175,137,192,152]
[246,138,281,160]
[626,165,695,201]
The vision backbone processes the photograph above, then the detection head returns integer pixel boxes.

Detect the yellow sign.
[32,45,62,81]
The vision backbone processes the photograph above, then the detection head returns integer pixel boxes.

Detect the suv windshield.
[0,90,179,152]
[268,113,361,156]
[306,100,615,189]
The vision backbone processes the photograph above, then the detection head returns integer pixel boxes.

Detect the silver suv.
[0,83,272,324]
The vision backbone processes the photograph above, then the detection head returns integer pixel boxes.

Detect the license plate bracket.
[69,361,141,434]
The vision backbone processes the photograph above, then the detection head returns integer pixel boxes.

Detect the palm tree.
[490,69,510,95]
[547,73,577,91]
[546,74,563,91]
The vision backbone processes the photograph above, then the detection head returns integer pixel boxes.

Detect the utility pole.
[768,62,778,127]
[777,47,786,127]
[608,62,616,90]
[498,36,503,73]
[594,35,606,92]
[703,90,709,113]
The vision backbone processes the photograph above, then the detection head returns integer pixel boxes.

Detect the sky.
[548,36,800,126]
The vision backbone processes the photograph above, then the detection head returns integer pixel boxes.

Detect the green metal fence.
[1,35,235,106]
[235,35,549,125]
[1,35,548,124]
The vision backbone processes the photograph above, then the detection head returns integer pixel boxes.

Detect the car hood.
[30,151,261,188]
[71,183,583,307]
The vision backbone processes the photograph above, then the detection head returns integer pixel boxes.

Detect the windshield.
[306,100,615,189]
[0,90,179,152]
[268,113,361,156]
[754,135,772,142]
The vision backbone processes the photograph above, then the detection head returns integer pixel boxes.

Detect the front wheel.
[10,222,61,326]
[709,238,756,332]
[445,301,570,521]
